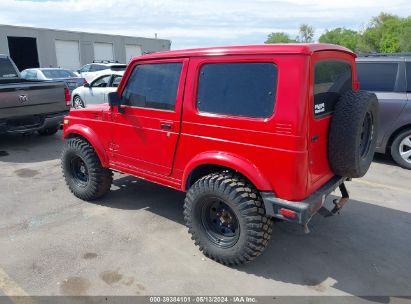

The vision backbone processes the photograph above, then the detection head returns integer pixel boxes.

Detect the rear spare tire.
[328,90,379,178]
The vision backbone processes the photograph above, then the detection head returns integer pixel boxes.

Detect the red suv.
[61,44,378,265]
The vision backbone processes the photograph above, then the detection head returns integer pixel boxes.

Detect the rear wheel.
[184,172,272,265]
[61,137,112,200]
[390,129,411,170]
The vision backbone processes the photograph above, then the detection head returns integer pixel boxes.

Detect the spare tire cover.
[328,90,379,178]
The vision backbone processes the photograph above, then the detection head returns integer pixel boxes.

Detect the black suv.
[356,55,411,169]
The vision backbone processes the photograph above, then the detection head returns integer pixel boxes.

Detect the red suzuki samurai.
[61,44,378,265]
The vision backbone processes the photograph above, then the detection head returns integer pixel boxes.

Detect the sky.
[1,0,410,50]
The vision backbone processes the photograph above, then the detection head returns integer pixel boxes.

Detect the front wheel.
[184,172,272,265]
[61,137,112,200]
[390,129,411,170]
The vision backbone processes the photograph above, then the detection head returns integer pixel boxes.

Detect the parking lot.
[0,131,410,298]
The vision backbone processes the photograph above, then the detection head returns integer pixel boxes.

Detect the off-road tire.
[328,90,379,178]
[61,137,112,200]
[184,172,272,265]
[38,126,59,136]
[390,129,411,170]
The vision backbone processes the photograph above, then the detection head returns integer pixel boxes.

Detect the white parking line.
[0,267,33,304]
[353,179,411,195]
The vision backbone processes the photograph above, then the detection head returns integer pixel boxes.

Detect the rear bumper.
[0,111,68,134]
[261,176,347,224]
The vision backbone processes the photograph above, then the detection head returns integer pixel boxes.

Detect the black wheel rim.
[200,197,240,248]
[359,111,373,159]
[69,156,89,187]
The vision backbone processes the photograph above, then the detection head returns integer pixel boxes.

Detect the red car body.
[63,44,357,209]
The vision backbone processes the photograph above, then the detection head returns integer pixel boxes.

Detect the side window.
[0,58,18,79]
[122,62,182,111]
[79,65,90,73]
[89,65,98,72]
[197,63,277,118]
[91,75,111,87]
[406,62,411,92]
[314,60,352,117]
[111,75,122,87]
[356,62,399,92]
[25,70,37,80]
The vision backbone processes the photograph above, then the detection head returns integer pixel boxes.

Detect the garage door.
[125,44,142,62]
[94,42,114,61]
[55,40,80,71]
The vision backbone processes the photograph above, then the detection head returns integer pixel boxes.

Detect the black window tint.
[0,58,18,79]
[314,60,352,117]
[197,63,277,118]
[406,62,411,92]
[122,63,182,111]
[357,62,398,92]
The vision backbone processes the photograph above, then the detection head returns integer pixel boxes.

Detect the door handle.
[160,123,172,130]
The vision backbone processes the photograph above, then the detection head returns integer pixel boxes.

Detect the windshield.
[42,69,77,79]
[0,58,18,79]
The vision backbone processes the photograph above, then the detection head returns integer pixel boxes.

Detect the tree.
[298,24,314,43]
[358,13,411,53]
[319,28,360,51]
[265,32,297,44]
[399,24,411,51]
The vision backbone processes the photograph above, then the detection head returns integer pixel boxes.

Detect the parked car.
[21,68,86,92]
[71,72,124,109]
[357,55,411,169]
[77,62,126,83]
[61,44,378,265]
[0,54,70,135]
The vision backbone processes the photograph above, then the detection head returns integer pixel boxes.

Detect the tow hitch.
[317,183,350,218]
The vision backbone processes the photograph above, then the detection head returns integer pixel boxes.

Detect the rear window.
[197,63,277,118]
[406,62,411,92]
[42,69,76,79]
[0,58,18,79]
[314,60,352,117]
[357,62,399,92]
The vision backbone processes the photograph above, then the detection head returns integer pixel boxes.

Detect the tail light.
[279,208,297,219]
[64,87,71,106]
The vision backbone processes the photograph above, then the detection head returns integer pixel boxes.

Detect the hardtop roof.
[133,44,355,62]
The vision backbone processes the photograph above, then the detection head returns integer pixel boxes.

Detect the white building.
[0,24,171,71]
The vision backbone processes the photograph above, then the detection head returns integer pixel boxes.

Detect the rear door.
[309,52,354,186]
[111,58,189,176]
[356,60,407,150]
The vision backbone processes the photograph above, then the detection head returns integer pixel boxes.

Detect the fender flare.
[64,124,109,167]
[182,151,272,191]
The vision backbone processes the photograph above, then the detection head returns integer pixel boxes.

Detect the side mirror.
[84,83,90,88]
[108,92,126,114]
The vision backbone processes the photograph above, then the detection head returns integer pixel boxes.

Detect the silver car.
[71,72,124,109]
[21,68,86,92]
